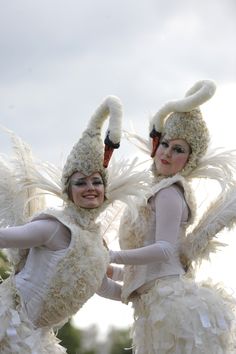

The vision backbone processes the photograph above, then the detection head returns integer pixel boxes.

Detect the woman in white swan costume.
[109,80,236,353]
[0,96,148,353]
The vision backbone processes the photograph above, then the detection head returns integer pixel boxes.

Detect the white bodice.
[15,246,67,326]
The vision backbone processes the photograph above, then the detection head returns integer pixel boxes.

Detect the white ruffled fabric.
[132,276,236,354]
[0,277,66,354]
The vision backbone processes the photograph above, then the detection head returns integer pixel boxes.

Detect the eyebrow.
[172,144,189,151]
[162,138,184,146]
[162,140,183,147]
[161,139,189,151]
[71,177,103,182]
[173,144,185,148]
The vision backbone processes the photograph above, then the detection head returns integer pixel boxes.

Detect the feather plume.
[1,127,64,203]
[20,160,63,201]
[0,126,63,268]
[5,127,47,218]
[0,126,45,268]
[106,157,152,220]
[0,125,45,226]
[189,148,236,189]
[0,156,26,227]
[181,184,236,267]
[98,201,125,245]
[123,129,151,156]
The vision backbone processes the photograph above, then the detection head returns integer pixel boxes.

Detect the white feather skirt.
[132,276,236,354]
[0,277,66,354]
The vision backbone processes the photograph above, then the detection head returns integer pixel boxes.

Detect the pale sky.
[0,0,236,337]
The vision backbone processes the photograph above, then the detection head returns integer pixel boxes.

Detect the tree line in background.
[57,321,132,354]
[0,251,132,354]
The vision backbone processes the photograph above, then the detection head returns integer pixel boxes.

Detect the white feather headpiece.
[149,80,216,175]
[61,95,123,193]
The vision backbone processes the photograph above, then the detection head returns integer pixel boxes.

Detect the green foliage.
[56,321,132,354]
[0,250,11,280]
[57,321,98,354]
[108,327,132,354]
[57,320,83,354]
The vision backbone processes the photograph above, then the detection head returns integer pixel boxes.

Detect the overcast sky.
[0,0,236,336]
[1,0,236,167]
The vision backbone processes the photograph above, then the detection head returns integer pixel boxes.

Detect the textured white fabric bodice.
[15,246,67,326]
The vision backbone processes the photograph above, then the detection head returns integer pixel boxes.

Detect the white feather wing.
[0,126,45,226]
[100,157,152,243]
[181,185,236,266]
[0,156,27,227]
[0,126,58,267]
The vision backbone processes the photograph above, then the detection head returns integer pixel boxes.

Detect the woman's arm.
[0,219,70,250]
[109,241,174,265]
[96,275,122,301]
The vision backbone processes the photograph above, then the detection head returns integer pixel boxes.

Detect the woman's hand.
[106,264,114,279]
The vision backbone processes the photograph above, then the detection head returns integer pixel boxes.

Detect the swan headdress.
[61,96,123,194]
[149,80,216,175]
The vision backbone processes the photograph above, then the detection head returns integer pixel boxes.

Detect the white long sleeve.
[0,219,70,250]
[109,241,174,265]
[96,275,122,301]
[110,186,188,266]
[153,185,187,243]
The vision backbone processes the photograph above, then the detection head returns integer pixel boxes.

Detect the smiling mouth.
[83,195,97,199]
[161,159,170,165]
